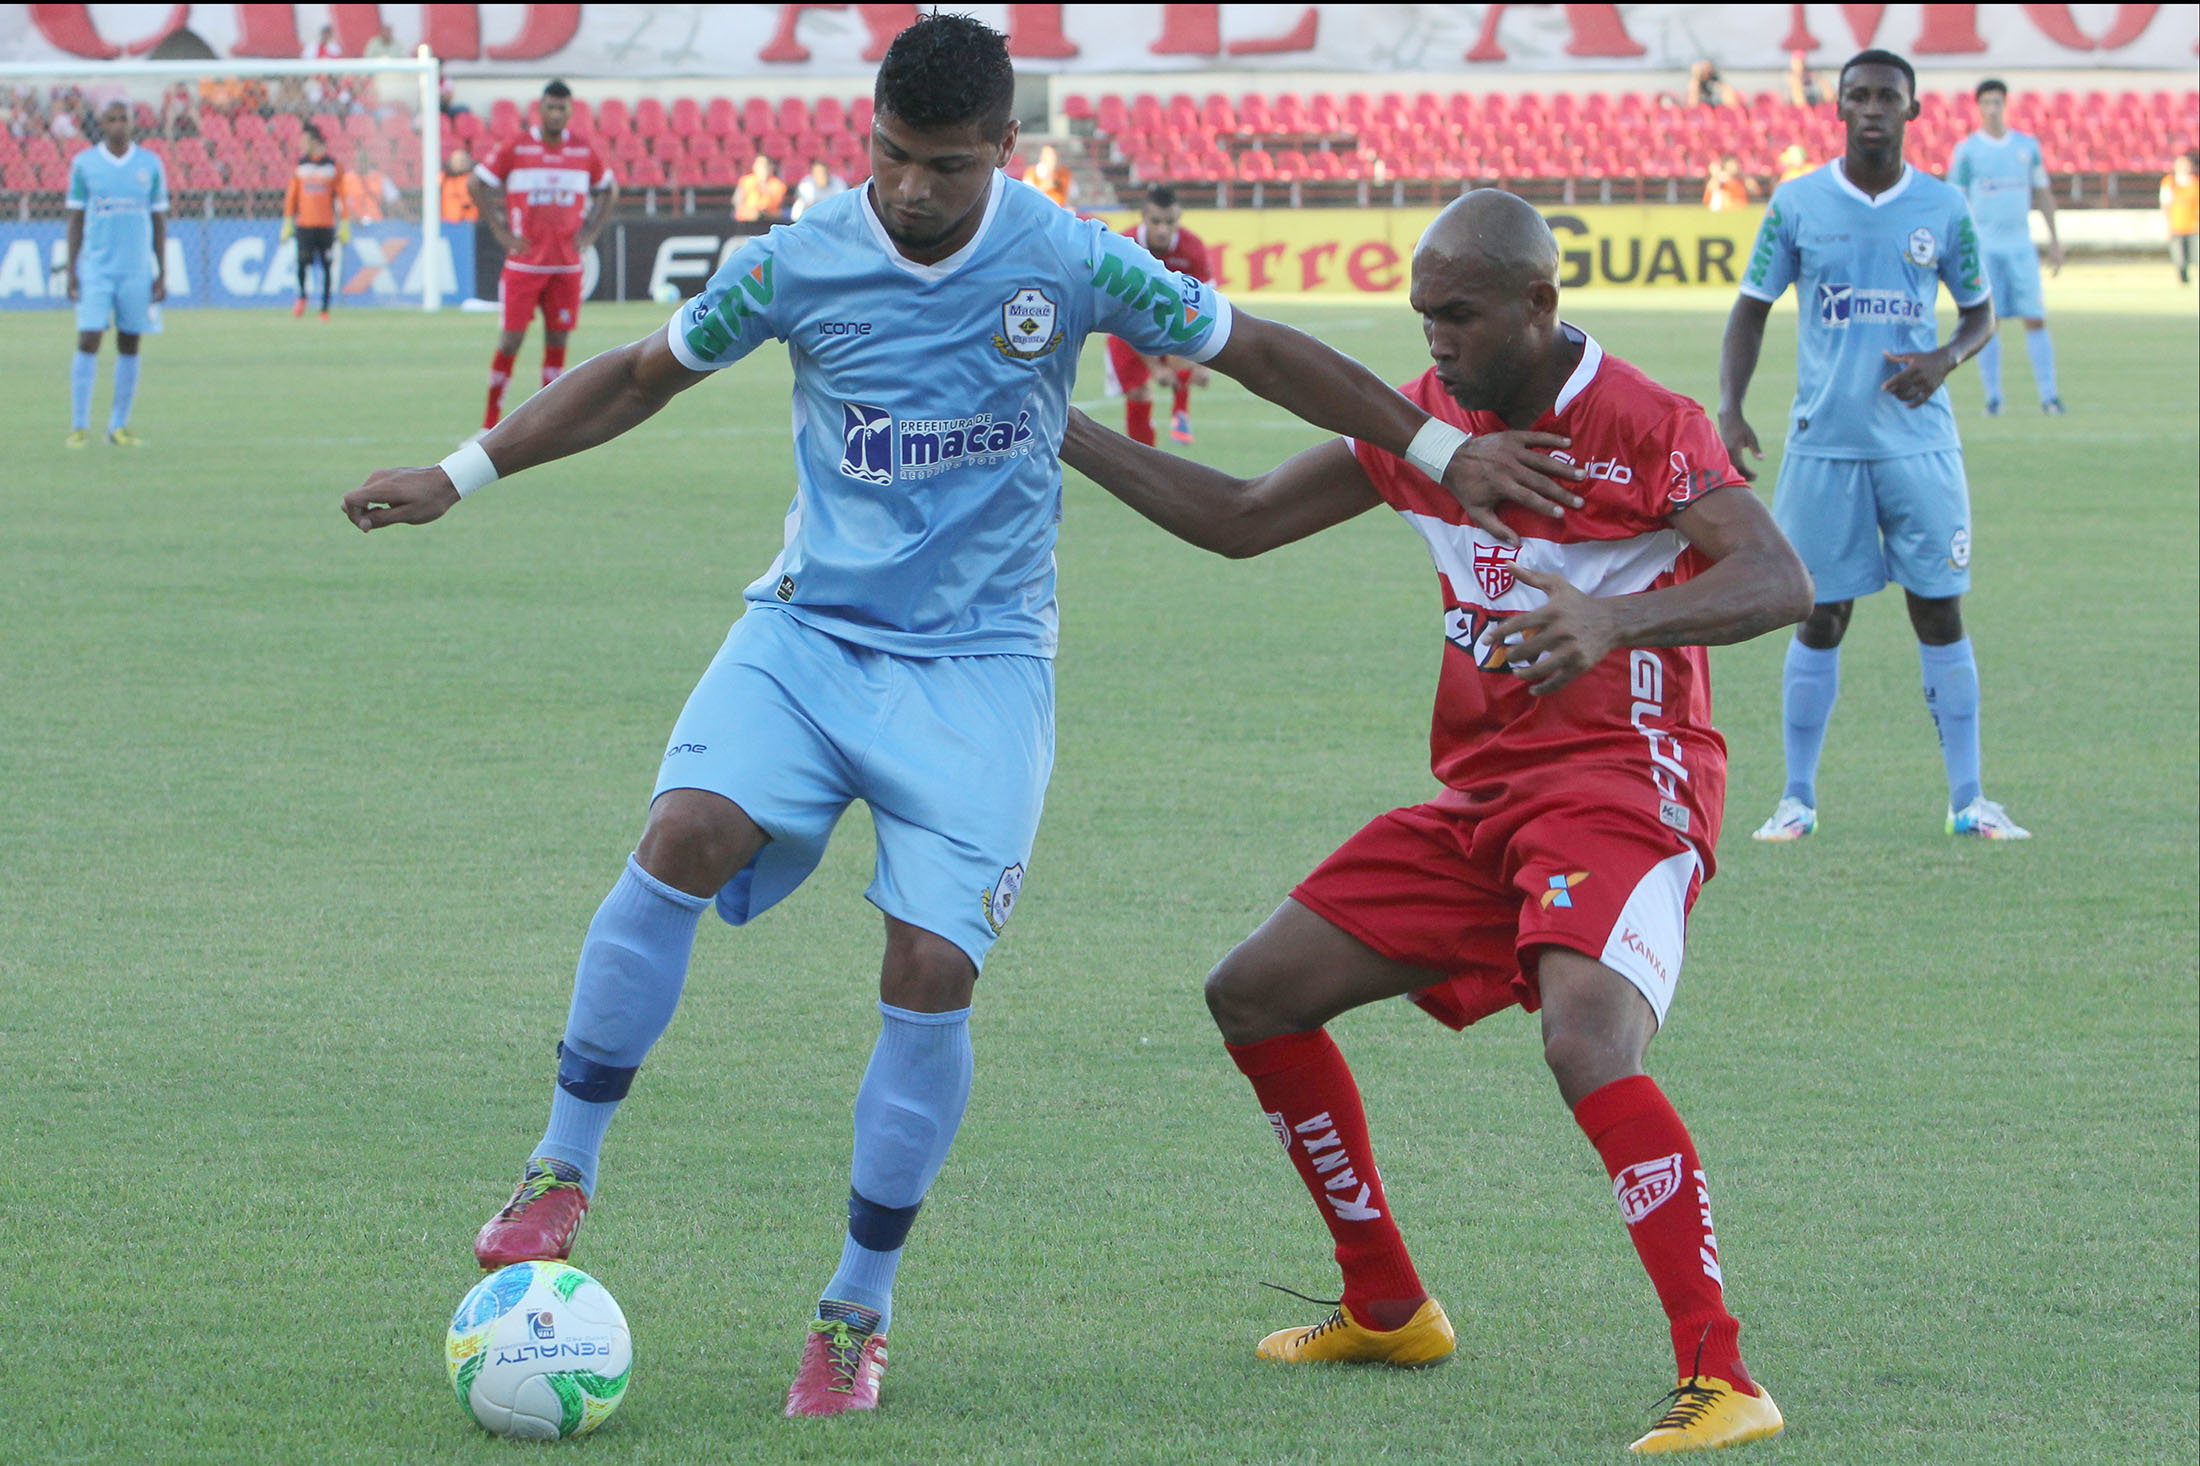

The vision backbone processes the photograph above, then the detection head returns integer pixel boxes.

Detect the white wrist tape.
[438,439,499,499]
[1403,417,1471,482]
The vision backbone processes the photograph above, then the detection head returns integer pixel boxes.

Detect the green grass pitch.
[2,266,2193,1464]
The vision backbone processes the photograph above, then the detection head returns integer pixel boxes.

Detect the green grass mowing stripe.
[0,268,2192,1463]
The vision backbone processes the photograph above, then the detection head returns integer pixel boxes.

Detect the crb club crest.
[1612,1152,1685,1224]
[1905,226,1939,266]
[1473,541,1520,599]
[992,287,1065,360]
[983,863,1025,934]
[839,401,894,485]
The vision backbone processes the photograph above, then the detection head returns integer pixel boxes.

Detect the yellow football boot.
[1255,1298,1455,1367]
[1628,1377,1784,1454]
[108,428,143,447]
[64,429,91,449]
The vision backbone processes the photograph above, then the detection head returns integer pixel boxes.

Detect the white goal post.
[1,52,445,310]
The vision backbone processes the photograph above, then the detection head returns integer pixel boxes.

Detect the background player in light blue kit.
[341,13,1582,1419]
[1949,78,2065,415]
[1721,49,2030,844]
[64,99,166,448]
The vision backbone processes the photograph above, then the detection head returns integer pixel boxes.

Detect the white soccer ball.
[651,282,683,304]
[446,1260,632,1440]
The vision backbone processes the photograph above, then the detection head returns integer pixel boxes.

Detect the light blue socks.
[1780,639,1841,808]
[821,1002,975,1334]
[2024,327,2058,404]
[70,350,96,431]
[1977,332,2004,405]
[1919,638,1983,813]
[534,855,709,1194]
[108,352,140,433]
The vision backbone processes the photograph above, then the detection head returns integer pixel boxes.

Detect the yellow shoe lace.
[807,1317,866,1395]
[496,1162,580,1218]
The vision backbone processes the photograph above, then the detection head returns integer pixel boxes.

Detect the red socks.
[484,350,515,429]
[1125,398,1155,446]
[1574,1075,1755,1393]
[541,345,567,388]
[1171,369,1192,417]
[1226,1030,1425,1330]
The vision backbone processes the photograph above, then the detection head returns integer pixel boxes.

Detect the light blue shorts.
[1983,244,2045,321]
[1772,450,1972,602]
[652,607,1055,970]
[75,269,157,335]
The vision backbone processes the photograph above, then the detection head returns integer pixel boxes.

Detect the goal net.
[0,55,451,314]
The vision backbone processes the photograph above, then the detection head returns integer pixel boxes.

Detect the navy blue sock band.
[556,1041,640,1104]
[847,1189,923,1253]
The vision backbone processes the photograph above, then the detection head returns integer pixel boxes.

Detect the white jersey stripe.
[1398,510,1686,611]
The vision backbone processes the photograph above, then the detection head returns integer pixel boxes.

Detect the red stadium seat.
[1131,92,1165,130]
[569,98,593,134]
[634,98,667,136]
[1202,93,1236,134]
[778,96,810,136]
[850,97,874,135]
[814,96,847,133]
[1097,94,1129,135]
[1270,148,1309,181]
[379,110,412,139]
[489,98,521,135]
[742,97,774,139]
[697,97,732,136]
[344,113,375,141]
[1062,93,1093,122]
[1166,94,1199,131]
[669,97,701,135]
[703,155,740,187]
[1237,93,1273,133]
[1236,148,1275,181]
[597,98,630,134]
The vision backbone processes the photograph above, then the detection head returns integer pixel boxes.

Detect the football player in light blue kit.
[342,13,1583,1416]
[1721,49,2029,843]
[64,99,166,448]
[1948,78,2065,416]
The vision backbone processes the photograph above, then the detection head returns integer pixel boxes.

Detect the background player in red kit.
[1062,190,1813,1455]
[1104,185,1212,445]
[470,79,617,431]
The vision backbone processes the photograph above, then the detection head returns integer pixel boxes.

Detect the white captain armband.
[437,439,499,500]
[1403,417,1471,482]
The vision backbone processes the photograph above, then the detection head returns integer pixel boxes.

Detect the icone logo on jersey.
[1816,281,1930,327]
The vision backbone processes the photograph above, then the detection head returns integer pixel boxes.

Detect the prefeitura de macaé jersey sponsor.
[1739,161,1988,459]
[66,141,167,277]
[666,171,1233,657]
[474,128,613,273]
[1350,332,1742,867]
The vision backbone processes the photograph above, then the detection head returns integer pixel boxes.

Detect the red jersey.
[475,128,613,273]
[1132,222,1211,281]
[1350,331,1746,868]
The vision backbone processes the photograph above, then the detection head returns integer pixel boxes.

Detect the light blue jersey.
[664,171,1232,658]
[1740,161,1988,459]
[66,141,167,279]
[1947,130,2047,248]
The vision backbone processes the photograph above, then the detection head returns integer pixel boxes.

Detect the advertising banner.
[1101,205,1766,297]
[2,5,2193,76]
[0,217,472,309]
[469,217,766,304]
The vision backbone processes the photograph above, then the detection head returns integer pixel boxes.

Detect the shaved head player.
[1063,190,1813,1454]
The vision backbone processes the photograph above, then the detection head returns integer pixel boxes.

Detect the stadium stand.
[1,83,2190,215]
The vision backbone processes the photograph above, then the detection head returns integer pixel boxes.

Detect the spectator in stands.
[439,66,470,122]
[1678,59,1740,109]
[790,160,847,221]
[158,83,195,138]
[2166,152,2199,285]
[1786,51,1825,108]
[443,148,481,224]
[48,86,84,141]
[363,24,403,60]
[734,155,788,223]
[313,24,341,60]
[1703,154,1757,212]
[2,87,37,140]
[1777,143,1814,182]
[1025,143,1074,208]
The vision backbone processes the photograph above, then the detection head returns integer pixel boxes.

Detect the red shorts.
[1104,336,1192,396]
[1291,788,1704,1030]
[500,267,583,334]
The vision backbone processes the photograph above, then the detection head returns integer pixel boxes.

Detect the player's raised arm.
[341,331,708,531]
[1060,407,1379,558]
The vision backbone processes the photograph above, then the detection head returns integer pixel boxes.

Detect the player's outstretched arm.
[341,331,709,532]
[1716,294,1773,480]
[1498,484,1814,697]
[1203,310,1583,543]
[1060,407,1379,558]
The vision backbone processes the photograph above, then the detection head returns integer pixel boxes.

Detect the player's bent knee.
[637,788,766,897]
[880,919,977,1013]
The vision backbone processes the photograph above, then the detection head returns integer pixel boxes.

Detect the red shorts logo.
[1473,542,1519,599]
[1612,1152,1684,1224]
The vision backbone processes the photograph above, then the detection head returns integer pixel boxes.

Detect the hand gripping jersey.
[666,171,1234,657]
[66,142,168,278]
[1349,331,1743,869]
[1131,222,1212,281]
[1947,130,2048,248]
[474,128,613,272]
[1740,162,1989,459]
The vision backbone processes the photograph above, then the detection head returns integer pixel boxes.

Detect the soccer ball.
[651,281,683,304]
[446,1260,632,1440]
